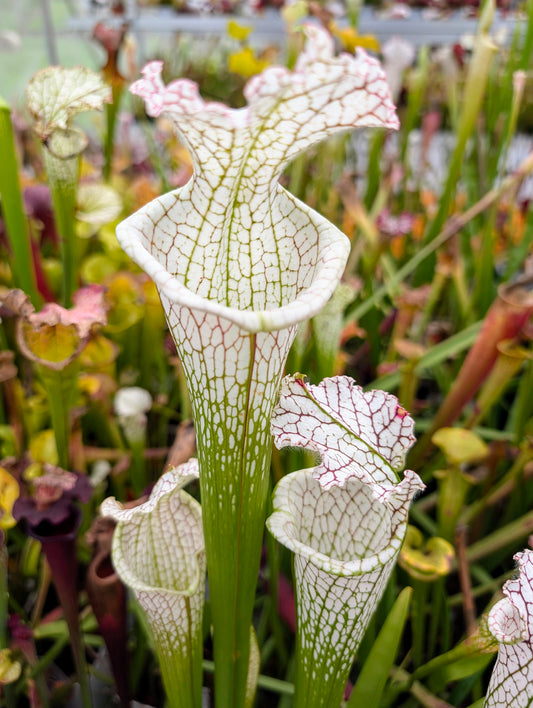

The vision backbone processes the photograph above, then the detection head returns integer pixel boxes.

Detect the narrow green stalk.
[176,362,193,422]
[201,452,269,707]
[411,580,428,668]
[264,504,288,666]
[38,365,78,470]
[364,131,385,210]
[103,84,123,181]
[128,439,147,497]
[436,467,472,542]
[450,260,471,325]
[398,358,420,412]
[346,0,361,27]
[427,580,448,658]
[74,633,93,708]
[0,96,39,304]
[42,149,79,307]
[507,359,533,441]
[197,333,271,708]
[140,321,163,392]
[495,70,526,186]
[474,209,497,314]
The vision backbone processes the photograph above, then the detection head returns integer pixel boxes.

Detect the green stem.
[507,358,533,441]
[176,361,193,421]
[264,521,288,667]
[473,206,497,314]
[168,305,296,708]
[411,580,428,668]
[128,438,147,496]
[42,149,79,307]
[364,131,385,210]
[436,467,472,542]
[38,365,78,470]
[103,84,123,182]
[198,332,270,708]
[0,96,39,304]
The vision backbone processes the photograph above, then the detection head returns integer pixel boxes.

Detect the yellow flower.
[330,23,380,53]
[228,48,269,79]
[227,20,252,42]
[0,467,20,530]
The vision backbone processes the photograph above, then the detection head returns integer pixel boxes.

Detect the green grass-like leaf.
[0,96,39,305]
[347,586,412,707]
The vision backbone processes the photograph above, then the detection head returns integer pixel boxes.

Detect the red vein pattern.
[272,375,417,490]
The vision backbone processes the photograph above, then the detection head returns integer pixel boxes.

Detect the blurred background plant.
[0,0,533,705]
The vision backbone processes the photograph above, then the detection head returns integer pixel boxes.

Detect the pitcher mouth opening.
[267,467,418,577]
[116,195,350,334]
[278,515,407,578]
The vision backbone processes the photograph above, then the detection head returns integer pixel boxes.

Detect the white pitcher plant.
[101,460,205,708]
[485,549,533,708]
[267,375,424,706]
[114,24,399,707]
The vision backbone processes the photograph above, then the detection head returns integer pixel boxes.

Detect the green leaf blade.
[347,586,412,707]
